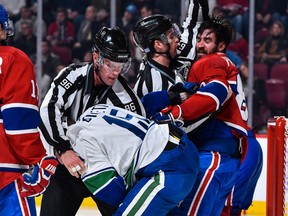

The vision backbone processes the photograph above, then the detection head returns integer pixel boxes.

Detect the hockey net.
[267,116,288,216]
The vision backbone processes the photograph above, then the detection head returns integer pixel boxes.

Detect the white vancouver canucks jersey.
[66,104,169,183]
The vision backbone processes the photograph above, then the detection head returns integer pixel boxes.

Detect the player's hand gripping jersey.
[0,46,47,190]
[66,104,200,214]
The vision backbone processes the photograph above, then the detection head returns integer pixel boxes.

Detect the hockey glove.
[169,82,199,95]
[19,156,58,197]
[151,105,184,127]
[141,91,171,118]
[168,82,200,104]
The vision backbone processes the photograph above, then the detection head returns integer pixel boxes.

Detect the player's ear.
[154,39,166,52]
[93,52,98,62]
[218,42,226,52]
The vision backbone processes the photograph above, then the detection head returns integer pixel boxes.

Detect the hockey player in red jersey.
[152,15,249,215]
[0,4,58,216]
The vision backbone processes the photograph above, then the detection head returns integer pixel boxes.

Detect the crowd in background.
[2,0,288,133]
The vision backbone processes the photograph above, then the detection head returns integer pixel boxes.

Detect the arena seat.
[265,78,286,116]
[51,46,72,65]
[270,63,288,104]
[253,63,269,81]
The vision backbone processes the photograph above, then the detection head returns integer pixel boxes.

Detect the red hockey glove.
[19,156,58,197]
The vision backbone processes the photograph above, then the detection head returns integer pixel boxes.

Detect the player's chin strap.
[151,33,174,61]
[154,43,173,61]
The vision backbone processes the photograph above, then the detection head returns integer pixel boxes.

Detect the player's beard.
[196,46,218,59]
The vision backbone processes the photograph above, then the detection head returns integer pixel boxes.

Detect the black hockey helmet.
[92,26,131,63]
[133,14,180,53]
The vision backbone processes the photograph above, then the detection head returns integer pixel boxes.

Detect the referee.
[39,27,145,216]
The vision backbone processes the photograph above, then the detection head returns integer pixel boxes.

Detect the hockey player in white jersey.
[66,104,200,215]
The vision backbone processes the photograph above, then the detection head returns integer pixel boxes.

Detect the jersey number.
[103,109,149,139]
[31,80,38,99]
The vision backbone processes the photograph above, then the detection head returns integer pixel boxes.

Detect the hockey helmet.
[92,26,131,63]
[0,4,14,36]
[133,14,180,53]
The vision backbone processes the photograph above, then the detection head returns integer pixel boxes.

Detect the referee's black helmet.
[92,26,131,63]
[133,14,174,53]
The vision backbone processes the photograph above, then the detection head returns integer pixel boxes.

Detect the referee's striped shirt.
[133,0,208,98]
[39,63,146,154]
[133,58,178,99]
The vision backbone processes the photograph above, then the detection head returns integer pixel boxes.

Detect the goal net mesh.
[267,116,288,216]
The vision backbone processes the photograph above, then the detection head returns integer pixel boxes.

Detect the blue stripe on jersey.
[95,175,126,207]
[2,107,40,130]
[138,120,149,131]
[229,83,238,95]
[198,81,228,105]
[0,167,29,172]
[82,166,114,181]
[103,115,146,139]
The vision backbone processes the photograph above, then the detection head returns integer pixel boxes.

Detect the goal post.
[267,116,288,216]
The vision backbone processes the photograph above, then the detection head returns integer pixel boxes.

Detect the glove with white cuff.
[151,105,184,127]
[19,155,58,197]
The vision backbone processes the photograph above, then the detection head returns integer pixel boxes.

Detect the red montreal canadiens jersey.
[0,46,46,190]
[180,52,248,136]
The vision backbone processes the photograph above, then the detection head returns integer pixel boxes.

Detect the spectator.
[30,39,60,80]
[0,0,26,22]
[13,21,37,57]
[29,0,58,26]
[255,20,288,77]
[131,0,155,9]
[255,0,272,31]
[46,7,75,48]
[228,28,248,62]
[271,0,288,29]
[255,0,288,32]
[57,0,91,33]
[30,39,60,104]
[215,0,249,38]
[117,4,138,37]
[94,8,110,32]
[140,3,153,18]
[14,5,46,40]
[72,5,97,62]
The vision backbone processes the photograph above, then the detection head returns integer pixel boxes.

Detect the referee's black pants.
[40,164,116,216]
